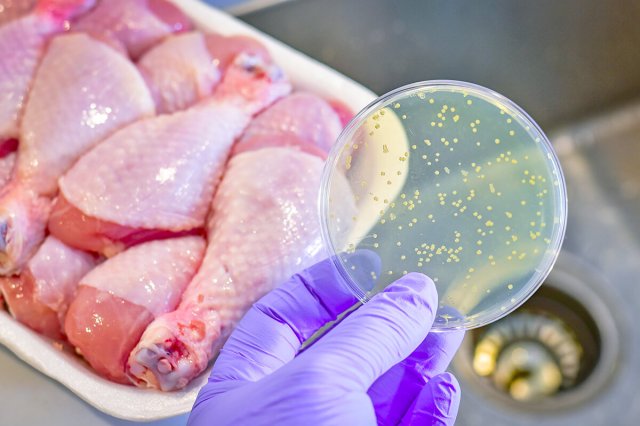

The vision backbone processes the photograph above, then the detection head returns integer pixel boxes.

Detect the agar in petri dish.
[320,81,567,330]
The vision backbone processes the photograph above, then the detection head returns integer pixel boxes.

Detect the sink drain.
[452,253,620,411]
[471,290,595,401]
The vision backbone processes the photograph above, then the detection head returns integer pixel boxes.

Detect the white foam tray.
[0,0,375,421]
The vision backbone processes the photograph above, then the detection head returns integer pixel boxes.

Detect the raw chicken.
[0,153,14,189]
[72,0,191,59]
[126,92,348,390]
[231,92,345,158]
[127,148,355,391]
[0,236,97,339]
[0,0,35,26]
[15,33,153,194]
[204,32,271,73]
[138,31,270,114]
[138,32,221,114]
[64,236,205,384]
[50,54,290,256]
[0,33,154,274]
[327,98,355,127]
[0,0,94,146]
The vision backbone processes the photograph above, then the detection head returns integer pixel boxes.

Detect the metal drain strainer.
[473,312,582,401]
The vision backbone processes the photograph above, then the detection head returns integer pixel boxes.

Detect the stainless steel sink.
[226,0,640,424]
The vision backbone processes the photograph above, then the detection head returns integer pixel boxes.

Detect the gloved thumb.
[399,372,461,425]
[294,272,438,391]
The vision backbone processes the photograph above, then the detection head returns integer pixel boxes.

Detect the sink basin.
[236,0,640,129]
[228,1,640,424]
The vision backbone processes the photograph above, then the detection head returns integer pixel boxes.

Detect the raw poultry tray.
[0,0,374,420]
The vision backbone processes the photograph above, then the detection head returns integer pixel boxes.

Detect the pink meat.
[138,31,270,114]
[0,0,35,26]
[0,236,96,338]
[0,32,154,275]
[327,98,355,127]
[48,194,204,256]
[138,32,221,114]
[231,92,344,158]
[0,153,14,189]
[16,33,155,195]
[127,148,356,391]
[72,0,191,59]
[204,32,271,73]
[0,186,51,275]
[66,286,154,383]
[65,236,205,384]
[50,54,291,256]
[0,275,60,337]
[57,108,239,233]
[0,0,94,144]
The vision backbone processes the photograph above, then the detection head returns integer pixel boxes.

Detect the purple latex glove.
[188,256,464,425]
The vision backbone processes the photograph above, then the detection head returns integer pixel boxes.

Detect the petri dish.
[320,81,567,330]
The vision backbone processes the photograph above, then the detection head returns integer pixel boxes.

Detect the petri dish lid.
[320,80,567,330]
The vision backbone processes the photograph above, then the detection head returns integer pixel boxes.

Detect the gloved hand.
[188,255,465,426]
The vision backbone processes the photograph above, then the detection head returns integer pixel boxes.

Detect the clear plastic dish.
[320,81,567,330]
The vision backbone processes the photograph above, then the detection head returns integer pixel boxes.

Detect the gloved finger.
[399,372,461,426]
[209,251,380,383]
[368,329,464,425]
[294,272,438,391]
